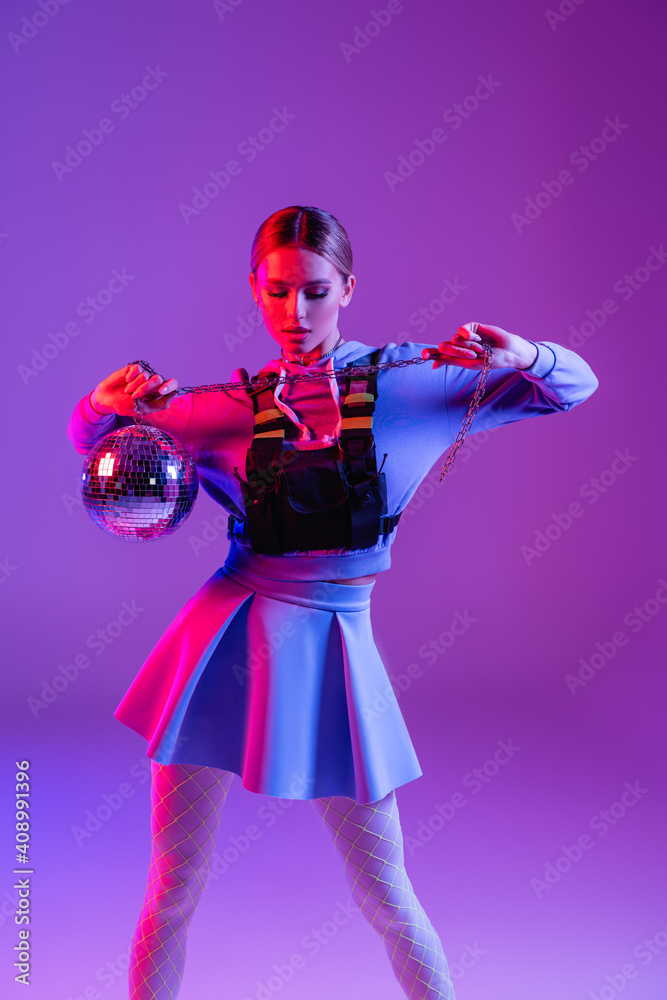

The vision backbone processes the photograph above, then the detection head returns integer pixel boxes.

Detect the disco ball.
[81,424,199,541]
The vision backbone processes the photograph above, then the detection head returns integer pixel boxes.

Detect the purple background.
[2,1,666,998]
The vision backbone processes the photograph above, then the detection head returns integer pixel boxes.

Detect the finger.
[124,372,150,393]
[126,372,163,396]
[432,356,485,369]
[423,344,480,358]
[454,332,482,347]
[437,343,482,359]
[124,366,149,390]
[429,358,485,373]
[158,377,178,395]
[459,323,481,339]
[453,340,484,358]
[125,362,160,385]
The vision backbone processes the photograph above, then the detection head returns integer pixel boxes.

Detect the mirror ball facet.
[81,425,199,541]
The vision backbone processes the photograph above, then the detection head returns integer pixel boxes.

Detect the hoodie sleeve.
[66,390,195,456]
[443,340,599,437]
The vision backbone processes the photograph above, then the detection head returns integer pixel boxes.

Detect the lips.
[284,328,309,333]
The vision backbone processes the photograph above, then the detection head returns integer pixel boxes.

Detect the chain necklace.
[280,332,344,366]
[127,344,493,482]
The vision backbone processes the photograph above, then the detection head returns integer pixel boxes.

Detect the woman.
[67,205,599,999]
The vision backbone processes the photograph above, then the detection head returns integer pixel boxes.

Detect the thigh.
[150,761,235,859]
[310,790,405,876]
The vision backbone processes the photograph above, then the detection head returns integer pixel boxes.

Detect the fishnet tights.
[310,791,455,999]
[129,764,453,999]
[129,761,234,999]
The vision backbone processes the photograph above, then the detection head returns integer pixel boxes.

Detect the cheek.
[263,297,284,320]
[319,297,339,318]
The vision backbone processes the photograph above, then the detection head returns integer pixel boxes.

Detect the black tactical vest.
[228,350,401,555]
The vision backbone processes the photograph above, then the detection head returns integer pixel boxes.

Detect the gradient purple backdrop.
[2,1,666,998]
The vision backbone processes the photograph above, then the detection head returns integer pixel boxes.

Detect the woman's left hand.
[422,323,539,371]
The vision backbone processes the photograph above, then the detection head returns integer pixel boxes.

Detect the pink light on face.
[251,246,354,361]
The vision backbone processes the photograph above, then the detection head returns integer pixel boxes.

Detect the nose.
[287,292,307,321]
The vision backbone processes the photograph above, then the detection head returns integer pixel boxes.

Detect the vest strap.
[250,375,285,447]
[227,510,402,543]
[232,348,398,553]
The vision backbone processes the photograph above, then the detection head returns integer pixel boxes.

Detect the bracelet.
[522,341,540,370]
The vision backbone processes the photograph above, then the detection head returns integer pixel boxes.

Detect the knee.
[354,880,414,927]
[153,848,215,895]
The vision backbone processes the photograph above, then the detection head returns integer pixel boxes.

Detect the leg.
[129,761,235,1000]
[310,790,454,1000]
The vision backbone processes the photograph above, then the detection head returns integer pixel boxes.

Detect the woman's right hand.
[91,363,180,417]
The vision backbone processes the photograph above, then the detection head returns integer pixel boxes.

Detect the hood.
[226,340,379,406]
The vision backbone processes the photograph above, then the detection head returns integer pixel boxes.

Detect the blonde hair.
[250,205,353,284]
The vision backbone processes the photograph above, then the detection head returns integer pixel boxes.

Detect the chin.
[282,337,319,353]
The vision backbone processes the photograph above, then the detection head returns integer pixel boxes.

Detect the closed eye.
[267,291,327,299]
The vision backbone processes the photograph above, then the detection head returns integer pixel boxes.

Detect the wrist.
[514,338,539,370]
[88,388,114,415]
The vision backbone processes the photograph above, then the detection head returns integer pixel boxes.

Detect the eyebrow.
[264,278,333,286]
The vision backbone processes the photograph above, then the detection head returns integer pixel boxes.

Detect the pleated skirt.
[113,556,423,804]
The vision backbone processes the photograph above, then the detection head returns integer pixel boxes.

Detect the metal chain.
[437,344,493,481]
[127,354,437,394]
[126,345,493,482]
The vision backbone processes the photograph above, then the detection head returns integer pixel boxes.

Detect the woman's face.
[249,246,355,360]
